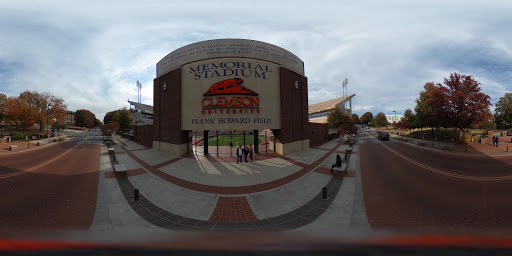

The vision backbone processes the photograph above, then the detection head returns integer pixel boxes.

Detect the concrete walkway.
[91,134,370,232]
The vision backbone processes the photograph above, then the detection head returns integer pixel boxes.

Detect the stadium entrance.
[190,129,273,156]
[151,39,318,156]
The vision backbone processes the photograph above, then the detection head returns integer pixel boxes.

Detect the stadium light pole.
[393,110,397,134]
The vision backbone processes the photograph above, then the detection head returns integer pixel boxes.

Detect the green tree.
[360,112,373,125]
[351,113,360,124]
[403,108,415,124]
[479,120,497,130]
[374,112,388,127]
[75,109,96,128]
[112,108,133,133]
[495,92,512,128]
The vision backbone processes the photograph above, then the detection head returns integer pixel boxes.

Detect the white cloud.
[1,0,511,120]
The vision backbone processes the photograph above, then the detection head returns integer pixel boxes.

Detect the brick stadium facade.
[135,39,328,156]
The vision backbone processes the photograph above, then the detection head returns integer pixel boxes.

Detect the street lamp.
[47,103,51,142]
[393,110,397,134]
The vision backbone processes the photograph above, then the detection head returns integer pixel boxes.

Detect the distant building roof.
[128,100,153,115]
[309,116,328,124]
[308,94,355,115]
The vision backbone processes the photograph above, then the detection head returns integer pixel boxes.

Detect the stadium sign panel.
[181,58,280,130]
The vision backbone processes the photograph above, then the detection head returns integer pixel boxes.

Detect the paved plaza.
[1,127,512,235]
[89,134,367,232]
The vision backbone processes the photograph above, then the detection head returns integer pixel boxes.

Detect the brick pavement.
[0,141,100,230]
[114,174,345,231]
[115,138,346,195]
[360,141,512,232]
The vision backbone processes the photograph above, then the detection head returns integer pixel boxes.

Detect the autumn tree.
[360,112,373,125]
[414,82,448,136]
[327,107,353,129]
[374,112,388,127]
[0,93,6,121]
[1,91,67,131]
[75,109,96,128]
[103,110,119,125]
[494,92,512,128]
[112,108,134,133]
[3,96,27,128]
[351,113,360,124]
[441,73,492,137]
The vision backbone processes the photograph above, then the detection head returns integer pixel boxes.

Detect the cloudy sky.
[1,0,511,120]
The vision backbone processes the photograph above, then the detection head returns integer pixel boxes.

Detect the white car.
[366,128,371,132]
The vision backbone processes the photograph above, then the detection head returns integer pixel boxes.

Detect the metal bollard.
[113,153,116,162]
[28,143,30,148]
[133,189,140,201]
[322,187,328,200]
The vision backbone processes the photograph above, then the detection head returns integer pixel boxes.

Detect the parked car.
[378,132,390,141]
[366,128,371,132]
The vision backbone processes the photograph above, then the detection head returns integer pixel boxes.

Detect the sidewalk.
[0,135,69,155]
[390,133,512,155]
[91,135,369,232]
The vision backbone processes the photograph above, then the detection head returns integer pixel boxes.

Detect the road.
[0,130,102,230]
[358,126,512,233]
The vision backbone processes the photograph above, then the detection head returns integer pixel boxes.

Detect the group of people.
[236,145,254,163]
[493,135,500,147]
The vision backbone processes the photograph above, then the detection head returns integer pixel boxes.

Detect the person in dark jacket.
[236,145,243,164]
[243,145,249,162]
[331,154,343,173]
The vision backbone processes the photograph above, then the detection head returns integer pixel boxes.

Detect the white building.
[386,114,403,123]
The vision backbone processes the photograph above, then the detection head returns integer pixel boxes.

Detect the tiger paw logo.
[201,78,260,114]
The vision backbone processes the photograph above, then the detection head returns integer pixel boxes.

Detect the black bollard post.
[113,153,116,162]
[28,143,30,148]
[322,187,328,200]
[133,189,140,201]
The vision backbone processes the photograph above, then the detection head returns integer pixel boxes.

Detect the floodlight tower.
[342,78,348,112]
[136,81,142,103]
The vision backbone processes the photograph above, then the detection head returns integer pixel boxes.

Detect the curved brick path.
[106,137,354,231]
[115,174,345,231]
[116,139,345,194]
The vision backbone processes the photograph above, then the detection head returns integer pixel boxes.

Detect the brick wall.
[276,67,309,144]
[308,122,329,147]
[133,125,153,148]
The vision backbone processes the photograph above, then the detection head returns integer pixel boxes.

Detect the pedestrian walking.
[243,145,249,162]
[493,136,496,146]
[249,145,254,162]
[236,145,243,164]
[496,136,499,147]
